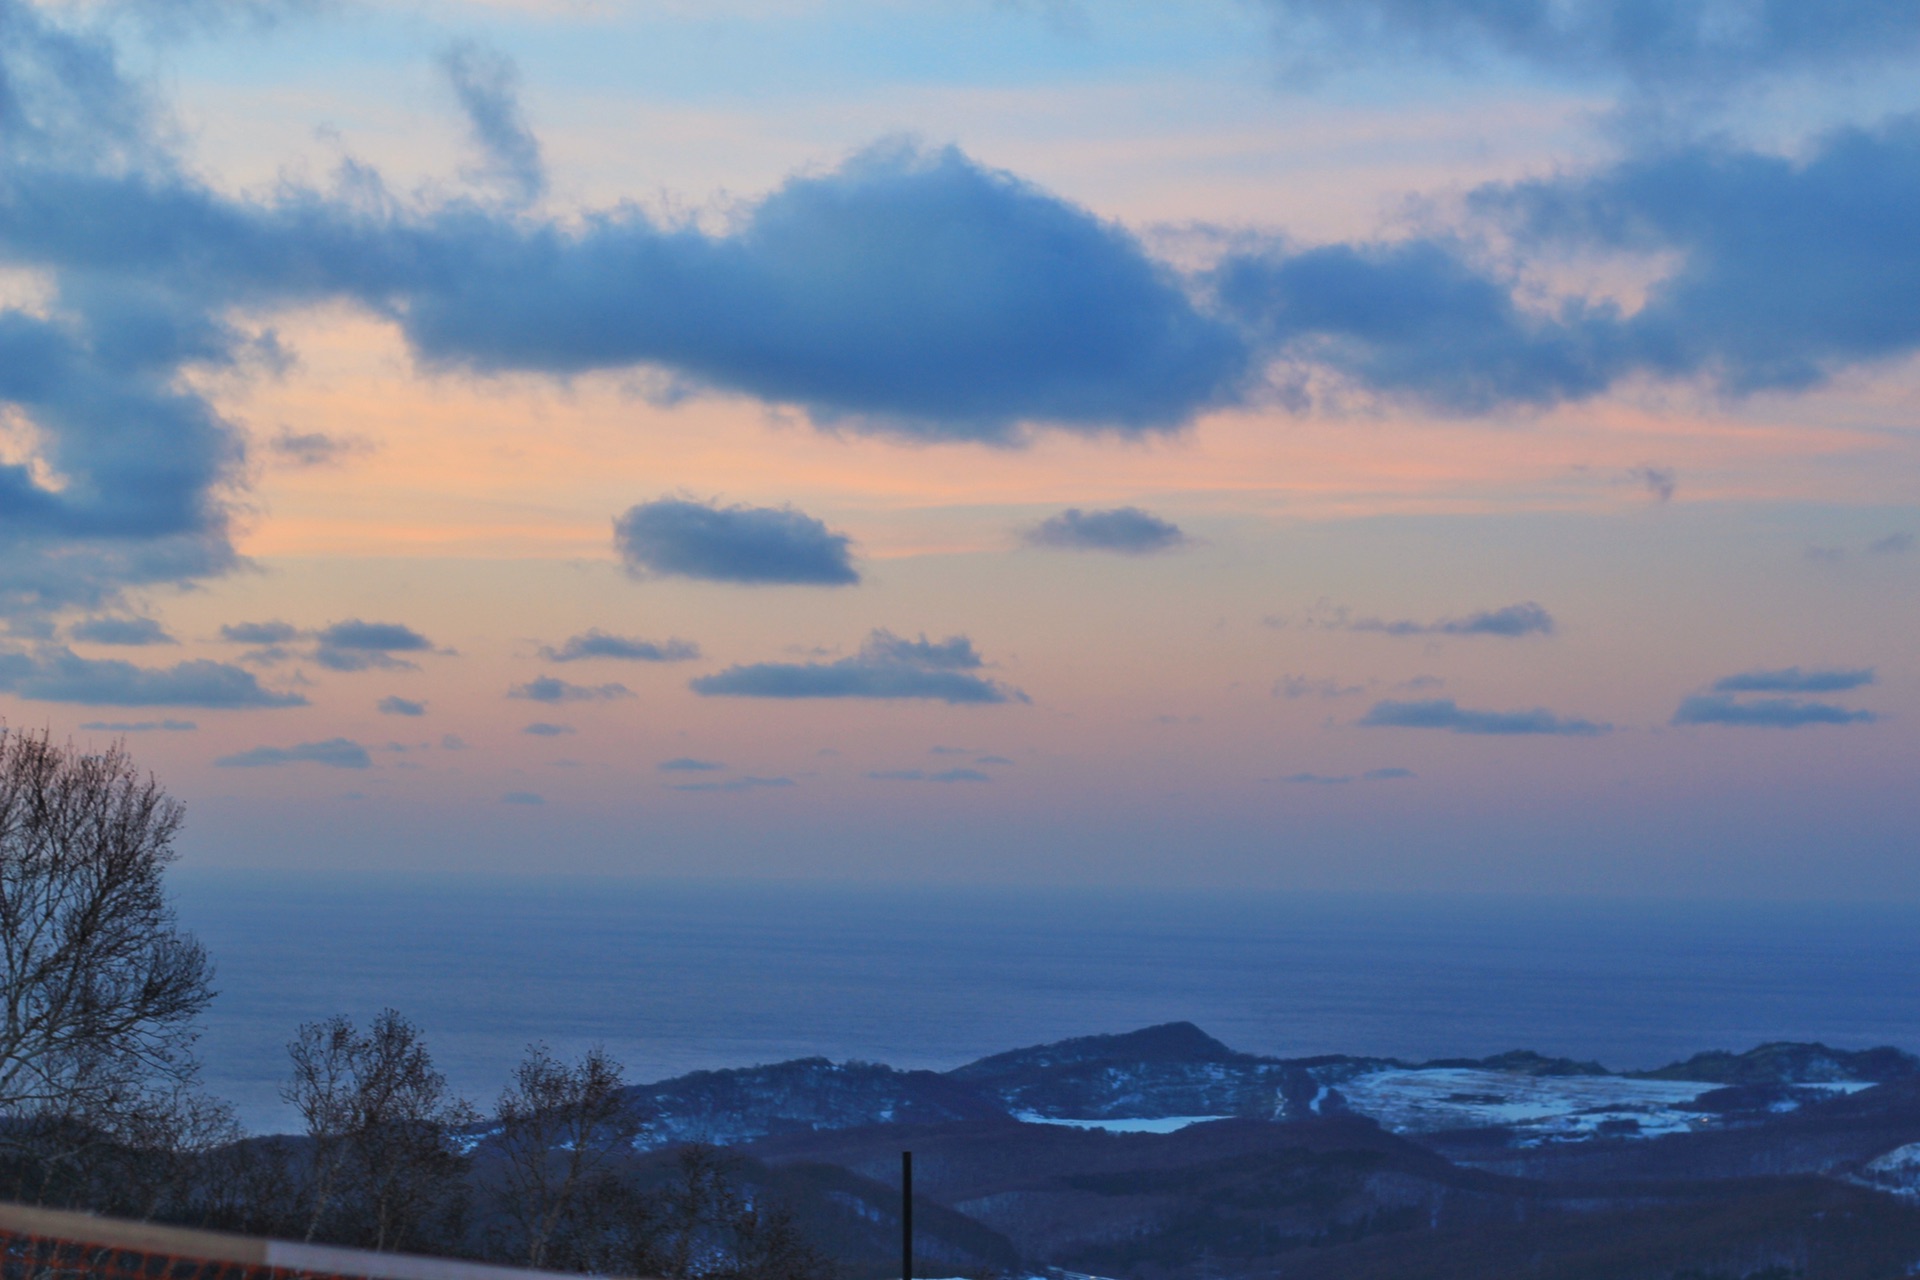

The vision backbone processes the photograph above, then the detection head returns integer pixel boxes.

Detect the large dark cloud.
[1023,506,1189,555]
[1672,694,1878,728]
[1359,697,1609,735]
[615,499,859,586]
[690,630,1024,705]
[397,142,1251,441]
[1712,666,1876,694]
[541,630,701,662]
[1254,0,1920,87]
[0,647,306,707]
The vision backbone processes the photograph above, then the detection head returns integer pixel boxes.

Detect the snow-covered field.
[1335,1069,1723,1141]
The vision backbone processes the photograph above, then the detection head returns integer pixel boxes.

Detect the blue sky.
[0,0,1914,897]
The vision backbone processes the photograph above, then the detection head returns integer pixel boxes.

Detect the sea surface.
[169,871,1920,1133]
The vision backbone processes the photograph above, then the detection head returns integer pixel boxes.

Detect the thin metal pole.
[901,1150,913,1280]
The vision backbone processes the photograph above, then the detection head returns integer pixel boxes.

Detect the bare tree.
[0,729,215,1197]
[285,1010,477,1252]
[492,1043,640,1267]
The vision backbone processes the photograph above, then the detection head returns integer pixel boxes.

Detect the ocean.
[169,871,1920,1134]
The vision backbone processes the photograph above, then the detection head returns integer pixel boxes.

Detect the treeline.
[0,1010,831,1279]
[0,729,836,1278]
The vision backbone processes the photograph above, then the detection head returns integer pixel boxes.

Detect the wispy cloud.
[1672,695,1878,728]
[1712,667,1875,694]
[79,720,197,732]
[523,722,574,736]
[216,738,372,768]
[691,630,1025,705]
[867,768,992,783]
[658,757,724,772]
[69,617,176,646]
[668,775,796,794]
[509,677,634,703]
[541,630,700,663]
[1360,698,1609,736]
[378,696,427,716]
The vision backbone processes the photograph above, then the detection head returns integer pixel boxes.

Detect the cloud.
[867,767,992,783]
[1362,767,1415,780]
[1870,532,1914,555]
[378,695,426,716]
[523,722,574,736]
[69,616,176,646]
[690,629,1024,705]
[1359,698,1610,735]
[668,775,795,794]
[614,498,858,586]
[501,791,545,805]
[1253,0,1920,88]
[541,630,701,663]
[220,621,301,645]
[79,719,196,731]
[1628,465,1676,503]
[216,738,371,768]
[975,755,1015,766]
[1672,695,1878,729]
[312,620,438,672]
[658,757,723,771]
[508,676,634,703]
[0,648,307,707]
[440,41,545,205]
[1281,772,1353,784]
[268,428,370,469]
[1022,506,1189,555]
[440,734,468,750]
[1711,667,1876,694]
[1325,602,1555,638]
[1275,675,1367,699]
[398,141,1250,441]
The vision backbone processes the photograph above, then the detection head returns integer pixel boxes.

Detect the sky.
[1,0,1916,898]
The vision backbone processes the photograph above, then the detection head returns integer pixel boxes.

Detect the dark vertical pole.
[901,1150,913,1280]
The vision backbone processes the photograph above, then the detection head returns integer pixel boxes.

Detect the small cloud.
[669,775,795,794]
[378,696,427,716]
[1394,675,1446,692]
[69,617,176,646]
[1672,695,1877,729]
[1362,767,1415,780]
[1359,699,1610,736]
[868,767,992,783]
[523,722,575,736]
[79,720,197,732]
[313,620,439,672]
[509,676,634,703]
[501,791,546,805]
[1869,532,1914,555]
[658,757,724,771]
[216,738,372,769]
[1281,772,1352,784]
[928,745,973,756]
[269,428,372,468]
[614,497,859,586]
[1332,602,1555,639]
[1275,674,1367,700]
[220,621,301,646]
[975,755,1015,766]
[541,630,701,663]
[690,629,1023,705]
[441,734,469,750]
[1711,667,1875,694]
[1627,464,1676,503]
[1022,506,1189,555]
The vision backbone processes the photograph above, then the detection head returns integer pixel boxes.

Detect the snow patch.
[1014,1112,1230,1134]
[1336,1068,1724,1144]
